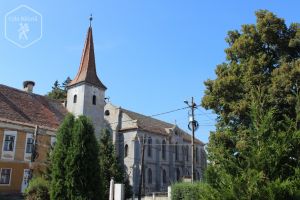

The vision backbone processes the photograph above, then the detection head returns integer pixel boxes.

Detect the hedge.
[171,182,221,200]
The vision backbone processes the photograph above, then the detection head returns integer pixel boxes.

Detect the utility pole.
[184,97,198,183]
[191,97,195,183]
[138,135,145,200]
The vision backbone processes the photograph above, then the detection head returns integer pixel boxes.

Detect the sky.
[0,0,299,144]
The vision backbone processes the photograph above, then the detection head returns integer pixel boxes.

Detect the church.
[0,22,206,195]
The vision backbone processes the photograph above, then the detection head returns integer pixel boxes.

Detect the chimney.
[23,81,35,93]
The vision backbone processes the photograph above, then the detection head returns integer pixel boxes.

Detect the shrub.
[172,182,200,200]
[25,177,50,200]
[171,182,221,200]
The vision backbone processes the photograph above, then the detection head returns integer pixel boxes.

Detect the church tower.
[67,20,107,136]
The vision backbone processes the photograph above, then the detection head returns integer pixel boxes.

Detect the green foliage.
[50,114,102,200]
[46,77,71,100]
[25,177,50,200]
[50,114,74,200]
[171,182,221,200]
[99,129,132,199]
[66,116,102,200]
[201,10,300,200]
[171,182,201,200]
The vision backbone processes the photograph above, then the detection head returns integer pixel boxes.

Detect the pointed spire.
[68,20,106,90]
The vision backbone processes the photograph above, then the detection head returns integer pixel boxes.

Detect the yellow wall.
[0,127,53,193]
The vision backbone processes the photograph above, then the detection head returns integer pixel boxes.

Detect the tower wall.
[67,83,105,138]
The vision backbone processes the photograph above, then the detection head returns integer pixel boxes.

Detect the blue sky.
[0,0,299,143]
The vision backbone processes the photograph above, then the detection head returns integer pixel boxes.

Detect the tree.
[50,114,74,200]
[62,77,72,91]
[202,10,300,199]
[99,129,132,199]
[47,77,72,100]
[25,177,50,200]
[66,116,102,200]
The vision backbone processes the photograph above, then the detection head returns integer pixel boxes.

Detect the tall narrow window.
[25,138,34,153]
[196,147,199,163]
[73,95,77,103]
[148,168,152,184]
[4,135,15,151]
[186,146,189,161]
[0,169,11,185]
[124,144,128,158]
[176,168,180,181]
[162,169,167,184]
[92,95,96,105]
[162,140,166,160]
[175,142,178,161]
[147,137,152,157]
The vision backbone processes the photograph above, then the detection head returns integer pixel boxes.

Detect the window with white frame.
[26,137,33,153]
[2,130,17,160]
[4,135,15,151]
[24,133,33,161]
[0,168,11,185]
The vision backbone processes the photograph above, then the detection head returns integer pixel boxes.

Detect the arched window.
[176,168,180,181]
[148,168,152,184]
[147,137,152,157]
[162,140,166,160]
[92,95,96,105]
[186,168,190,176]
[162,169,167,184]
[124,144,128,158]
[186,146,189,161]
[73,95,77,103]
[175,142,178,161]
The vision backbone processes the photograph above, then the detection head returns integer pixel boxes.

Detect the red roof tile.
[68,27,106,90]
[0,84,67,129]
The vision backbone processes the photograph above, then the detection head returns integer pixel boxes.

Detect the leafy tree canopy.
[202,10,300,199]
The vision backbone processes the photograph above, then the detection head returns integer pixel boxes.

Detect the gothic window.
[147,137,152,157]
[0,169,11,185]
[92,95,96,105]
[186,168,190,176]
[124,144,128,158]
[148,168,152,184]
[196,147,199,163]
[176,168,180,181]
[4,135,15,151]
[175,142,178,161]
[186,146,189,161]
[162,140,166,160]
[73,95,77,103]
[162,169,167,184]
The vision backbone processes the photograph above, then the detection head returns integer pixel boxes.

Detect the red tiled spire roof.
[68,27,107,90]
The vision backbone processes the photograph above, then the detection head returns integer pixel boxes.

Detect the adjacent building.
[0,23,206,195]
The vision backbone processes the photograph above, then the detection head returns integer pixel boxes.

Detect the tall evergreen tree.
[66,116,102,200]
[99,129,132,199]
[50,114,74,200]
[202,10,300,199]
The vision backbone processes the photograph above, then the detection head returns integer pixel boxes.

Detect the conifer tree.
[99,129,132,199]
[66,116,102,200]
[50,114,74,200]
